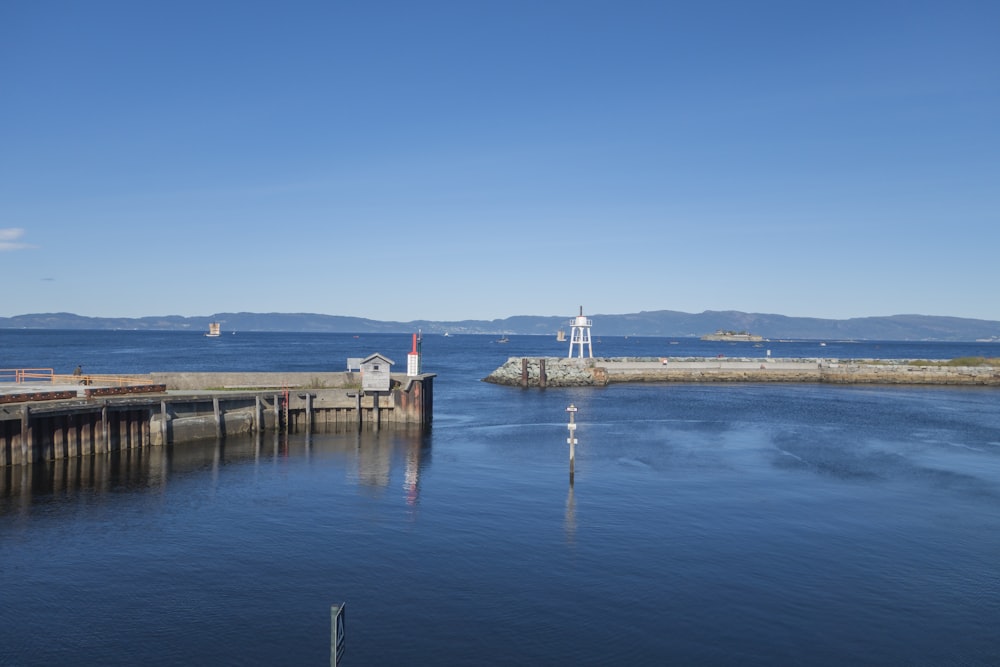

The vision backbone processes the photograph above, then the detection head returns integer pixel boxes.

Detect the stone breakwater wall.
[483,357,1000,387]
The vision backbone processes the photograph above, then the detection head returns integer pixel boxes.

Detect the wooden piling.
[305,393,313,435]
[213,397,222,439]
[286,397,294,432]
[100,404,109,454]
[160,400,169,446]
[118,411,128,450]
[21,405,31,465]
[80,416,90,456]
[68,414,79,458]
[54,416,66,459]
[133,410,143,448]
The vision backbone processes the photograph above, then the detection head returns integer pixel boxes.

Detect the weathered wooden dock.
[0,371,434,467]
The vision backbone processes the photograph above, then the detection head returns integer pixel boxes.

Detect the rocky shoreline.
[483,357,1000,387]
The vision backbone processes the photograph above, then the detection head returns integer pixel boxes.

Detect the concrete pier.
[484,357,1000,387]
[0,372,434,467]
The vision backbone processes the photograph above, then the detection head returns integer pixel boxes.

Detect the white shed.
[360,353,394,392]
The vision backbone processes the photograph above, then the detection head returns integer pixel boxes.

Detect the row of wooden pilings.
[1,378,434,467]
[1,403,150,466]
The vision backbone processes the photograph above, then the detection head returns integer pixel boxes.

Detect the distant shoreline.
[2,310,999,341]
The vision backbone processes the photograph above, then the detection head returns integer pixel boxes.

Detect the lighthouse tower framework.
[568,306,593,358]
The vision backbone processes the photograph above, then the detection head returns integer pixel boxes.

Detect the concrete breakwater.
[1,371,434,467]
[484,357,1000,387]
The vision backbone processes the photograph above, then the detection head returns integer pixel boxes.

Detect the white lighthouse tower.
[568,306,593,358]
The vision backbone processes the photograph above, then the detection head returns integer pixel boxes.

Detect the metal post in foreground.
[331,602,346,666]
[566,404,578,484]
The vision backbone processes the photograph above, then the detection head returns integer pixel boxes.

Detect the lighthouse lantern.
[568,306,593,358]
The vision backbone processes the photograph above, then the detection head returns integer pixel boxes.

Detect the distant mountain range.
[2,310,999,342]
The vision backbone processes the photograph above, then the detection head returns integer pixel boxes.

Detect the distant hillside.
[1,310,999,341]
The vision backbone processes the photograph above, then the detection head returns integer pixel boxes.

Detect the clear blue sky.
[2,1,997,322]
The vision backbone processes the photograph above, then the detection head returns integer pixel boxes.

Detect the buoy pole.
[566,404,578,484]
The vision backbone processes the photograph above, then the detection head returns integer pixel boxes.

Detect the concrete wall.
[484,357,1000,387]
[1,374,435,467]
[145,372,360,391]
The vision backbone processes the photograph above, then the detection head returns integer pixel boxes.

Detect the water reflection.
[357,431,393,490]
[404,441,421,507]
[0,430,433,515]
[564,483,576,544]
[0,447,172,505]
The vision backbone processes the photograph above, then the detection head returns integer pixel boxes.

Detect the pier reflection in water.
[0,431,432,516]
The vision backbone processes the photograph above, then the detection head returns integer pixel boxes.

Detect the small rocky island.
[700,330,764,342]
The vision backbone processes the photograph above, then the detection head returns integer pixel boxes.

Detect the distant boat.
[205,322,221,337]
[443,332,451,337]
[556,330,566,342]
[496,335,510,344]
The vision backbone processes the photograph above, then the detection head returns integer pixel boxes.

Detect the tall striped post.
[566,404,578,484]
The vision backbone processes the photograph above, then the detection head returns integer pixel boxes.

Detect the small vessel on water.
[556,330,566,342]
[205,322,221,337]
[496,335,510,344]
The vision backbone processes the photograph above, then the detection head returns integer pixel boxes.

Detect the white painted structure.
[407,333,421,377]
[567,306,593,358]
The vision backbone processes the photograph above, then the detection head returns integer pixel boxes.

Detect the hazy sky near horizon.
[2,1,998,323]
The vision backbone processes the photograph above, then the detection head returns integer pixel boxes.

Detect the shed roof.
[361,353,395,365]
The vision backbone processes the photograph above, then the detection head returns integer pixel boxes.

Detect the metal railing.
[0,368,154,386]
[0,368,55,383]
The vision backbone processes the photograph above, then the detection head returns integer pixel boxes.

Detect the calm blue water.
[2,331,1000,665]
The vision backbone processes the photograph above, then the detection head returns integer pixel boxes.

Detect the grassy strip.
[906,357,1000,367]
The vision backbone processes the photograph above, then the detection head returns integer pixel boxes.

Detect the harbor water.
[2,331,999,665]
